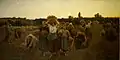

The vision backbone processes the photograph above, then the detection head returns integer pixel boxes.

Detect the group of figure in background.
[37,15,92,58]
[21,15,92,58]
[5,15,118,59]
[100,22,118,41]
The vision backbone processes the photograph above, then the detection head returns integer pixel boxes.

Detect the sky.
[0,0,120,19]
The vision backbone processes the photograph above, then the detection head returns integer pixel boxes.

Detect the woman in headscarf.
[75,31,87,49]
[39,26,49,56]
[57,26,71,56]
[23,33,39,50]
[67,23,76,39]
[85,20,92,47]
[45,15,60,58]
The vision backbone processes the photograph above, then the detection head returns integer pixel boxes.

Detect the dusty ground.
[0,24,119,60]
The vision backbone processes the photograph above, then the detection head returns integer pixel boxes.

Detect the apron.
[47,33,58,53]
[61,37,68,51]
[47,33,57,41]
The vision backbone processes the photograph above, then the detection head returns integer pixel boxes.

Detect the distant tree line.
[0,12,119,26]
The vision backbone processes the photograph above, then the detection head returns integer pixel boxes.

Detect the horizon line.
[0,16,120,19]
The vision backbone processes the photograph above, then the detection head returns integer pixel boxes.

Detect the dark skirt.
[47,33,57,41]
[75,37,85,49]
[39,36,48,52]
[47,33,60,53]
[48,39,61,53]
[61,37,68,51]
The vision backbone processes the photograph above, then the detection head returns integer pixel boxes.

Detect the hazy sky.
[0,0,120,19]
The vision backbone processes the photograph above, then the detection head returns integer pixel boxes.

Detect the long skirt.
[39,36,48,52]
[48,39,61,53]
[47,33,60,53]
[75,39,84,49]
[47,33,57,41]
[61,37,68,51]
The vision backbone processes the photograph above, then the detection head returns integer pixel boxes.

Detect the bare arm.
[71,38,74,47]
[45,20,49,24]
[67,30,71,37]
[82,32,87,42]
[84,35,87,42]
[28,39,33,48]
[69,37,74,50]
[24,36,29,45]
[15,30,19,38]
[55,19,60,25]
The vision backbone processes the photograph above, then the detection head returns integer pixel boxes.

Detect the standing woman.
[59,26,71,56]
[45,15,60,57]
[75,32,87,49]
[39,26,49,56]
[85,21,92,47]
